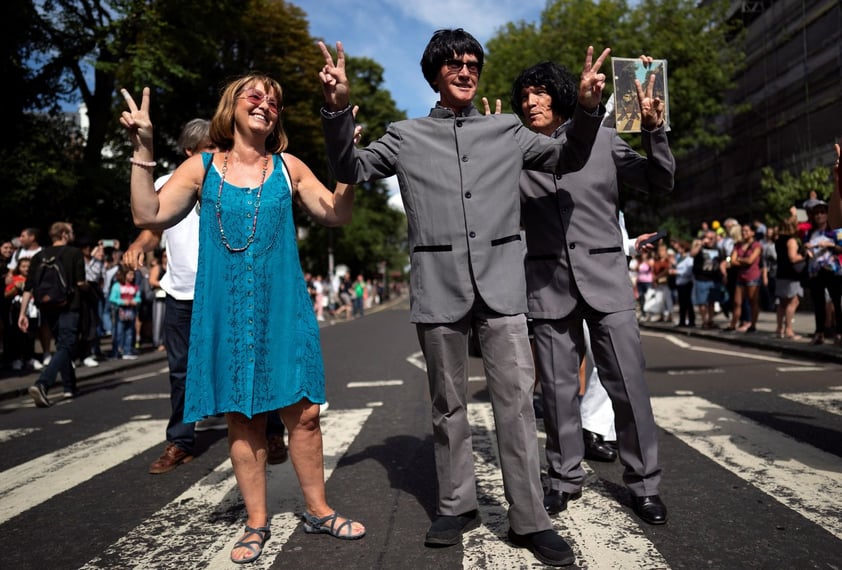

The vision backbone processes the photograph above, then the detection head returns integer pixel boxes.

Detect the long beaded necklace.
[215,152,269,252]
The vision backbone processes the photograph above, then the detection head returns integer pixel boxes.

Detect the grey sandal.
[230,524,270,564]
[301,511,365,540]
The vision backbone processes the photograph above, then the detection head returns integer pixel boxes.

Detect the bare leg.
[227,412,269,562]
[784,296,800,337]
[280,399,364,534]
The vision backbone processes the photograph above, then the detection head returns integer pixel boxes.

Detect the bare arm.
[119,88,202,229]
[285,153,354,227]
[123,229,163,270]
[830,140,842,228]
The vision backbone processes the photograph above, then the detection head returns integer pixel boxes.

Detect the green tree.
[481,0,743,156]
[759,165,833,224]
[5,0,409,278]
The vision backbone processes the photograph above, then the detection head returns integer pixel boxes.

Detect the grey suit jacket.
[521,123,675,319]
[322,104,604,323]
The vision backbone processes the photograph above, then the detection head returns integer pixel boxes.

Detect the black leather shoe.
[632,495,667,525]
[583,429,617,462]
[424,509,481,546]
[508,528,575,566]
[543,489,582,515]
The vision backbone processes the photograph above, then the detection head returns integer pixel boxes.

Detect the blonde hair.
[209,73,288,153]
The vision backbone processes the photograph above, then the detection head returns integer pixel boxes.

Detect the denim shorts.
[692,280,722,305]
[737,278,761,287]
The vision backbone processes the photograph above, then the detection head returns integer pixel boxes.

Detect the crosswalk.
[1,387,841,568]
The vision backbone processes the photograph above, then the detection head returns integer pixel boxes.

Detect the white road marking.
[407,350,426,371]
[674,390,695,396]
[79,408,372,570]
[123,371,160,382]
[776,366,826,372]
[0,419,167,525]
[347,380,403,388]
[463,403,669,569]
[122,393,171,401]
[469,376,486,383]
[642,330,811,364]
[366,401,384,407]
[780,392,842,417]
[651,396,842,539]
[666,369,724,376]
[0,428,39,443]
[752,388,772,392]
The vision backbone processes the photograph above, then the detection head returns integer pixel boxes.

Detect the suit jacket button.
[456,120,463,127]
[469,231,476,238]
[555,174,562,180]
[462,155,468,162]
[465,192,472,199]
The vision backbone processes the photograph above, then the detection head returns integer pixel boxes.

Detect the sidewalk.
[638,308,842,365]
[0,292,410,403]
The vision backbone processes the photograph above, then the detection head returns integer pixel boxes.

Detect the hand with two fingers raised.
[578,46,611,112]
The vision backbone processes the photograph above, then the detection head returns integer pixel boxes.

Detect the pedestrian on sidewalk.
[18,222,86,406]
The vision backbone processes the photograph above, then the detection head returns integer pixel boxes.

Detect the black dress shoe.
[583,429,617,462]
[632,495,667,525]
[424,509,481,546]
[543,489,582,515]
[508,528,575,566]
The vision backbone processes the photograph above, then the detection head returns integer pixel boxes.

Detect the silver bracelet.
[130,157,157,167]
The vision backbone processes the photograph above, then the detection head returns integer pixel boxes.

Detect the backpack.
[32,255,73,308]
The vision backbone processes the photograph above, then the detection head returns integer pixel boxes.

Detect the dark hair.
[420,28,484,92]
[511,62,578,120]
[22,227,40,242]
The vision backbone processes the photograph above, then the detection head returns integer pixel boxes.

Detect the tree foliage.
[4,0,407,279]
[481,0,744,157]
[759,165,834,224]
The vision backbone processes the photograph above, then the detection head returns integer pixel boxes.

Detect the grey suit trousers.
[533,306,661,497]
[416,305,552,534]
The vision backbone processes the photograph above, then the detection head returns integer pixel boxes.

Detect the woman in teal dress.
[121,74,365,564]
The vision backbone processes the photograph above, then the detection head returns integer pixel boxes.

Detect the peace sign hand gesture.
[318,41,351,112]
[119,87,154,153]
[635,56,665,130]
[578,46,611,112]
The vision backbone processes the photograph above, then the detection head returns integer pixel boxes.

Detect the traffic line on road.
[776,366,827,372]
[347,380,403,388]
[666,368,724,376]
[465,403,669,570]
[407,351,426,371]
[0,428,39,443]
[779,391,842,417]
[122,393,171,401]
[0,419,166,525]
[80,408,372,570]
[651,396,842,539]
[642,330,810,364]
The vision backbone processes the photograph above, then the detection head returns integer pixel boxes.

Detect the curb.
[638,321,842,365]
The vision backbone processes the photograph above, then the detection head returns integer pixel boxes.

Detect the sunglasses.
[444,59,480,75]
[240,88,280,114]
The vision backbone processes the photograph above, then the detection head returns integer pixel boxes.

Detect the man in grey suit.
[515,61,674,525]
[318,29,609,566]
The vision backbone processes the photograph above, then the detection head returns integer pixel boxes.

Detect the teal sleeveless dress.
[184,152,325,422]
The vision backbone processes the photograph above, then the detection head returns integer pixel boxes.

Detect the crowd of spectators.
[628,197,842,346]
[1,224,403,375]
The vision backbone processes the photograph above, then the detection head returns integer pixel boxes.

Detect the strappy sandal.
[230,524,271,564]
[301,511,366,540]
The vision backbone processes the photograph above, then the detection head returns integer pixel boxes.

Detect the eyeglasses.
[444,59,480,75]
[240,88,280,114]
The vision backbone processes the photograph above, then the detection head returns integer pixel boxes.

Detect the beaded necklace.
[215,152,269,252]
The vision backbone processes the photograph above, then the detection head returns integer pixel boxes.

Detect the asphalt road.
[1,299,841,569]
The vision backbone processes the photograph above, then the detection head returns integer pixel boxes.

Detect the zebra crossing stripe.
[79,408,372,570]
[779,392,842,417]
[651,395,842,540]
[0,428,39,444]
[464,403,669,569]
[0,419,167,525]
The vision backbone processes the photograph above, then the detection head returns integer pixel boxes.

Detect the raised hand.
[318,41,350,111]
[119,87,153,152]
[635,56,665,130]
[481,97,502,115]
[578,46,611,112]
